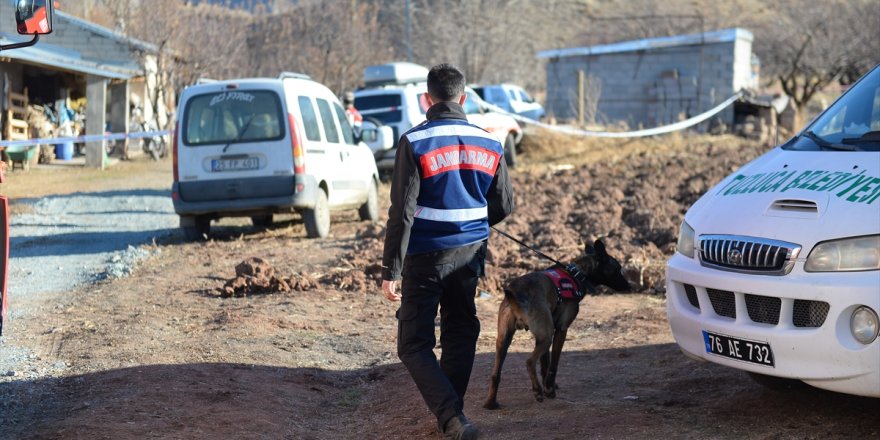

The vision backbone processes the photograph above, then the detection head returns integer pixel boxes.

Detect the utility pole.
[405,0,413,62]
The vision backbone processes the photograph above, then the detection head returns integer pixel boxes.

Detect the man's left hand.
[382,280,401,301]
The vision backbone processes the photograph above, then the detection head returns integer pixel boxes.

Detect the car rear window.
[183,90,284,146]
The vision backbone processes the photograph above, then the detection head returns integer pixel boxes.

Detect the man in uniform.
[382,64,514,440]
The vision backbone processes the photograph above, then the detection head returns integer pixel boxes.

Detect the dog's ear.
[584,242,595,256]
[593,239,607,256]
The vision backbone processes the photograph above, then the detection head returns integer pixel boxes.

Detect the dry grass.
[517,127,752,171]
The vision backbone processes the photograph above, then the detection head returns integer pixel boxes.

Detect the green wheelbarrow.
[4,144,38,171]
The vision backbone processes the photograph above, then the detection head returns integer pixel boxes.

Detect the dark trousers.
[397,241,485,429]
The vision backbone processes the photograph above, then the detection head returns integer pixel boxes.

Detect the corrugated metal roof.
[537,28,753,60]
[0,34,143,79]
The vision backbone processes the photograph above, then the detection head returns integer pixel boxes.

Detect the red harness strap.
[543,267,584,301]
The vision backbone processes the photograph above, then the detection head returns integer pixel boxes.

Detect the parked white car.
[353,62,523,176]
[473,83,545,121]
[171,72,382,240]
[666,64,880,397]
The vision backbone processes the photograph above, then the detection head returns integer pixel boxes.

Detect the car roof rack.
[279,71,312,80]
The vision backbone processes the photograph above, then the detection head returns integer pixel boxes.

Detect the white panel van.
[666,64,880,397]
[172,73,381,239]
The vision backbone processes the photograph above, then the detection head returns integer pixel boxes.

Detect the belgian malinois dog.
[484,239,630,409]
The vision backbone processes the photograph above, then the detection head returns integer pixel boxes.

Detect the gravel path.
[0,188,178,380]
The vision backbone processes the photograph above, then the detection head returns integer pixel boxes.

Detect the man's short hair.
[427,64,465,102]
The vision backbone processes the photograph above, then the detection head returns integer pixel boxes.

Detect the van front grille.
[793,300,830,328]
[745,294,781,325]
[684,284,699,310]
[689,285,830,329]
[706,288,736,319]
[699,235,801,275]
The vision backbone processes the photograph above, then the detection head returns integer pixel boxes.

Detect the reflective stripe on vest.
[413,205,488,222]
[406,124,501,143]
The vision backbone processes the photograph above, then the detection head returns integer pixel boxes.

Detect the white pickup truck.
[353,63,523,177]
[666,64,880,397]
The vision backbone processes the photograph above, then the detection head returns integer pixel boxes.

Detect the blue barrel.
[55,142,74,160]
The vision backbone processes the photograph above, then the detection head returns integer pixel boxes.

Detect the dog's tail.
[504,288,530,315]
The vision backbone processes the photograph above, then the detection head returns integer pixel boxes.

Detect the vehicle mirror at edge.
[15,0,54,35]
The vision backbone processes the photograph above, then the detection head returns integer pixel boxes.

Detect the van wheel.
[303,189,330,238]
[251,214,273,227]
[358,179,380,222]
[747,372,805,391]
[504,133,517,168]
[181,215,210,241]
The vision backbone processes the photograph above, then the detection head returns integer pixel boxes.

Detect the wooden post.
[85,75,107,169]
[578,70,585,126]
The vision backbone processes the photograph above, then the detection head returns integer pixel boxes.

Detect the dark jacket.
[382,101,514,281]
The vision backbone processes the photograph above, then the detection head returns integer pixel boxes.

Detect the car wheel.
[251,214,273,228]
[746,372,805,391]
[303,189,330,238]
[358,179,380,222]
[181,215,210,241]
[504,133,517,168]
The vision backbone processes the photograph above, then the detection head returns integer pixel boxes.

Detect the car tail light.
[172,120,179,182]
[288,113,305,174]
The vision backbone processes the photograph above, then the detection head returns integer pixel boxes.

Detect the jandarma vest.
[405,120,504,254]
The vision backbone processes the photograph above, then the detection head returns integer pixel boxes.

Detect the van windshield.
[787,66,880,152]
[183,90,284,146]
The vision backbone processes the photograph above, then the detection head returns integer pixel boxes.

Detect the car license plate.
[702,330,774,367]
[211,157,259,172]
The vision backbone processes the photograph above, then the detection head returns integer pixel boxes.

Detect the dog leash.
[490,226,596,299]
[490,226,565,266]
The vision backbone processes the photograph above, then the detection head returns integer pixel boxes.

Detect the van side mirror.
[359,123,394,153]
[3,0,53,51]
[15,0,53,35]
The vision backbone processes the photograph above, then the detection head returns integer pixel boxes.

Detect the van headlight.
[676,220,696,258]
[804,235,880,272]
[851,307,879,345]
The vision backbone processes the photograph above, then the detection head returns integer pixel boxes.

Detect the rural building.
[0,4,169,167]
[538,28,759,129]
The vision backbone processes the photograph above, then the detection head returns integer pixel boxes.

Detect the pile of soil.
[216,257,318,297]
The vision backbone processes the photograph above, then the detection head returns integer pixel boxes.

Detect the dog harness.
[543,266,588,302]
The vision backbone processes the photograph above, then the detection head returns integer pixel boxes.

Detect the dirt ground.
[2,132,879,440]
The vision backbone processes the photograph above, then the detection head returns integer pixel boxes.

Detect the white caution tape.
[0,130,172,148]
[486,91,743,138]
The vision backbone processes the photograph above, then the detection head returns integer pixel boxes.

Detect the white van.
[353,63,523,175]
[666,64,880,397]
[171,73,382,240]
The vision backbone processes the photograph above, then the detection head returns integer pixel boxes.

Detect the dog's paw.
[545,388,556,399]
[483,400,501,410]
[533,392,544,402]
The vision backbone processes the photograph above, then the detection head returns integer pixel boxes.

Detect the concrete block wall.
[546,39,745,128]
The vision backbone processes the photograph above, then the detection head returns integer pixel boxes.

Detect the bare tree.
[251,0,394,95]
[752,0,879,121]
